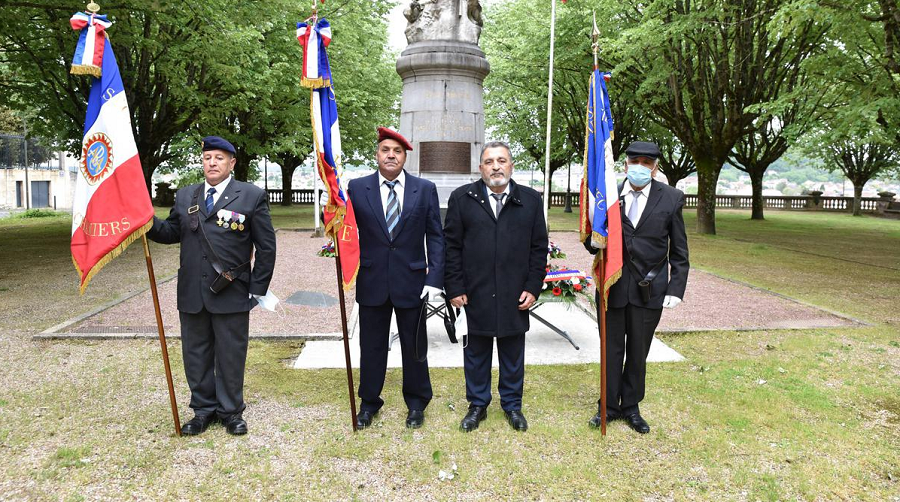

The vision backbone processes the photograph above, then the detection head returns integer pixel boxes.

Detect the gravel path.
[63,230,856,337]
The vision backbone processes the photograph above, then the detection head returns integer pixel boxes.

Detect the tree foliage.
[0,0,398,194]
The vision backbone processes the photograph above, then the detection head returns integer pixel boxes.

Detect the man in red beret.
[346,127,445,429]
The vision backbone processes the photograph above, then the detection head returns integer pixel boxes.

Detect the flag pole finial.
[86,1,100,13]
[591,11,600,70]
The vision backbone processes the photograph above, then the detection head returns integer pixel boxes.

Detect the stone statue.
[404,0,483,45]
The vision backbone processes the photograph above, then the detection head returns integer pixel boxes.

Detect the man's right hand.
[450,294,468,309]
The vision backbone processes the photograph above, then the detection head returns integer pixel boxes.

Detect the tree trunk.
[694,157,720,235]
[280,163,298,206]
[233,148,253,182]
[750,170,765,220]
[852,183,863,216]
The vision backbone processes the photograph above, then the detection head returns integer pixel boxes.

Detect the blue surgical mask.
[626,164,653,187]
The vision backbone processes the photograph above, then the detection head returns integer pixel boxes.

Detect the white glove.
[420,285,444,301]
[662,295,682,309]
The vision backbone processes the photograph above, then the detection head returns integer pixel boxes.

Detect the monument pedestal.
[396,40,490,204]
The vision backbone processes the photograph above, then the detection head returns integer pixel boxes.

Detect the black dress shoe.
[588,410,622,429]
[625,412,650,434]
[181,414,217,436]
[356,410,376,429]
[504,409,528,431]
[223,414,248,435]
[459,405,487,432]
[406,409,425,429]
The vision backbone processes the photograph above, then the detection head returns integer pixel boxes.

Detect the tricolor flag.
[579,69,622,304]
[298,17,360,290]
[69,12,111,78]
[70,16,154,293]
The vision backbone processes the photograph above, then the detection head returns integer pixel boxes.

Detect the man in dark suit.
[586,140,689,434]
[444,141,548,432]
[347,127,445,429]
[148,136,277,436]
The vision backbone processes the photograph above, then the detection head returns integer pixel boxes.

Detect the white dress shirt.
[378,170,406,216]
[621,181,651,226]
[204,175,232,207]
[484,183,511,218]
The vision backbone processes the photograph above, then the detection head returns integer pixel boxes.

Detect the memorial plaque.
[419,141,471,173]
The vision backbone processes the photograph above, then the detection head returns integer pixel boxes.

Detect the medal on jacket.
[230,211,238,230]
[216,209,226,227]
[238,214,246,231]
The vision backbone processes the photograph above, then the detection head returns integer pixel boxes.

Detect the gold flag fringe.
[329,227,360,291]
[70,64,102,78]
[593,250,622,311]
[74,219,153,295]
[301,77,332,89]
[580,72,594,243]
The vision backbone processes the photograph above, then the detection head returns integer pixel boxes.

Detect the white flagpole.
[542,0,557,226]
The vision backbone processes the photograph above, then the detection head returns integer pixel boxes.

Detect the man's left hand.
[420,285,444,301]
[518,291,536,310]
[662,295,682,309]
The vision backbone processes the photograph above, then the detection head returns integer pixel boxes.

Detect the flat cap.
[624,141,660,160]
[377,127,413,151]
[201,136,236,155]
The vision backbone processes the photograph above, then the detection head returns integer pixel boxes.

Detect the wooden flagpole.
[333,241,359,432]
[141,235,181,437]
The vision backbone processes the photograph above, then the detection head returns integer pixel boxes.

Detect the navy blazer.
[348,170,445,309]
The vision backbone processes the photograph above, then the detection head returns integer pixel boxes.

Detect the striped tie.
[206,187,216,214]
[384,180,400,238]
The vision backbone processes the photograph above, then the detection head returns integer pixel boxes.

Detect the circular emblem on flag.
[81,133,114,185]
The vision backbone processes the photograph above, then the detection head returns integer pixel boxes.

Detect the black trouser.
[464,333,526,411]
[357,299,432,413]
[600,304,662,416]
[179,308,250,419]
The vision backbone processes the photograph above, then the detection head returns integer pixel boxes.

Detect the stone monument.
[396,0,490,203]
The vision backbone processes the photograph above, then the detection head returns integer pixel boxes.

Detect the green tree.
[608,0,825,234]
[481,0,641,179]
[0,0,241,190]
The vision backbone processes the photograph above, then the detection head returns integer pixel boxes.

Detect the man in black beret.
[585,140,689,434]
[148,135,277,436]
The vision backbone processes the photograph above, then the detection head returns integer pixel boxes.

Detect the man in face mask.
[585,141,689,434]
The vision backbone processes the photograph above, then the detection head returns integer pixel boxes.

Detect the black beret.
[201,136,236,155]
[624,141,660,160]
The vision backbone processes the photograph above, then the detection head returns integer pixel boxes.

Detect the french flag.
[70,24,154,293]
[579,69,622,303]
[301,17,360,290]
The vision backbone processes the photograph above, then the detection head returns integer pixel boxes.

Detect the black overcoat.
[444,179,548,338]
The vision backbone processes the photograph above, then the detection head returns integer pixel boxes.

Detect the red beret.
[377,127,413,151]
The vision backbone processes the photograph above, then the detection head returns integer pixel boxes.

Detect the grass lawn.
[0,207,898,500]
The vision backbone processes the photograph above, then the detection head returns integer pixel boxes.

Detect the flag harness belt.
[189,185,250,294]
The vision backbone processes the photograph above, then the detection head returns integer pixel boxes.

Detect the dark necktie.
[206,187,216,214]
[490,192,506,218]
[384,180,400,238]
